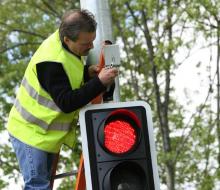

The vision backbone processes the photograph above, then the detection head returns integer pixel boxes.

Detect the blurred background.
[0,0,219,189]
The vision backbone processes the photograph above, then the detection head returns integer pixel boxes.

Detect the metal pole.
[80,0,120,102]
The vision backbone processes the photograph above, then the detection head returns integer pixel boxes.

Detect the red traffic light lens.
[100,109,141,155]
[104,119,137,154]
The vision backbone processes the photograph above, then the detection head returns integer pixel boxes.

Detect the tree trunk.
[216,21,220,166]
[166,162,175,190]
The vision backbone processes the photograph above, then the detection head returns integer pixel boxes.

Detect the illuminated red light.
[104,119,137,154]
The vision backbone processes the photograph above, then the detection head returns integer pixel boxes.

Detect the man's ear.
[64,36,70,44]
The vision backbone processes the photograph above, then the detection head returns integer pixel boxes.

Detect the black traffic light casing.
[79,101,160,190]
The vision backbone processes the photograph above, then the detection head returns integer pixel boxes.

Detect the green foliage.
[0,0,80,189]
[187,0,220,39]
[110,0,219,189]
[0,0,219,189]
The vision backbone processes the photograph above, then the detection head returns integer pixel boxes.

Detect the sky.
[173,37,217,119]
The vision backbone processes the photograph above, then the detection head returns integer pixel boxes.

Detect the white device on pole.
[103,44,121,101]
[103,44,120,67]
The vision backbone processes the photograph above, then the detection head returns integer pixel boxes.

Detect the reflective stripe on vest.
[14,99,72,131]
[21,77,61,112]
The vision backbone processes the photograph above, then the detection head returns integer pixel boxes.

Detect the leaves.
[0,0,80,189]
[110,0,219,189]
[0,0,219,189]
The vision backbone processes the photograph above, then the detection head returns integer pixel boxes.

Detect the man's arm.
[36,62,106,113]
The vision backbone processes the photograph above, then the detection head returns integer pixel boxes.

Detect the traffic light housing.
[79,101,160,190]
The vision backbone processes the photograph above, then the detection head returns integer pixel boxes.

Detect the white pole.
[80,0,120,102]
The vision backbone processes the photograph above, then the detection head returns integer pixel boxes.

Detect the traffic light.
[79,101,160,190]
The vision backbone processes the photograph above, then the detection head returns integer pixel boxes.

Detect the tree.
[110,0,219,189]
[187,0,220,168]
[186,0,220,188]
[0,0,81,189]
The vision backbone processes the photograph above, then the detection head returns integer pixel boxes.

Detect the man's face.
[64,32,96,56]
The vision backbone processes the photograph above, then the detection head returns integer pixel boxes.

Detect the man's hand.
[98,67,118,87]
[88,64,100,78]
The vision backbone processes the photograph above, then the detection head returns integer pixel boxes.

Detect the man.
[7,9,118,189]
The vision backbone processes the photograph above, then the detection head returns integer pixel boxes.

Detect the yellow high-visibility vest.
[7,30,84,153]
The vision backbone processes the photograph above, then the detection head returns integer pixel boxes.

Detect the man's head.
[59,9,97,56]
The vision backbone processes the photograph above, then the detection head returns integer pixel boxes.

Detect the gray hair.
[59,9,97,43]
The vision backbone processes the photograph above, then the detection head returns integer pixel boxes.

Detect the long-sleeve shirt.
[36,43,107,113]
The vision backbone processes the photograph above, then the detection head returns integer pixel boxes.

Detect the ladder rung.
[53,170,78,180]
